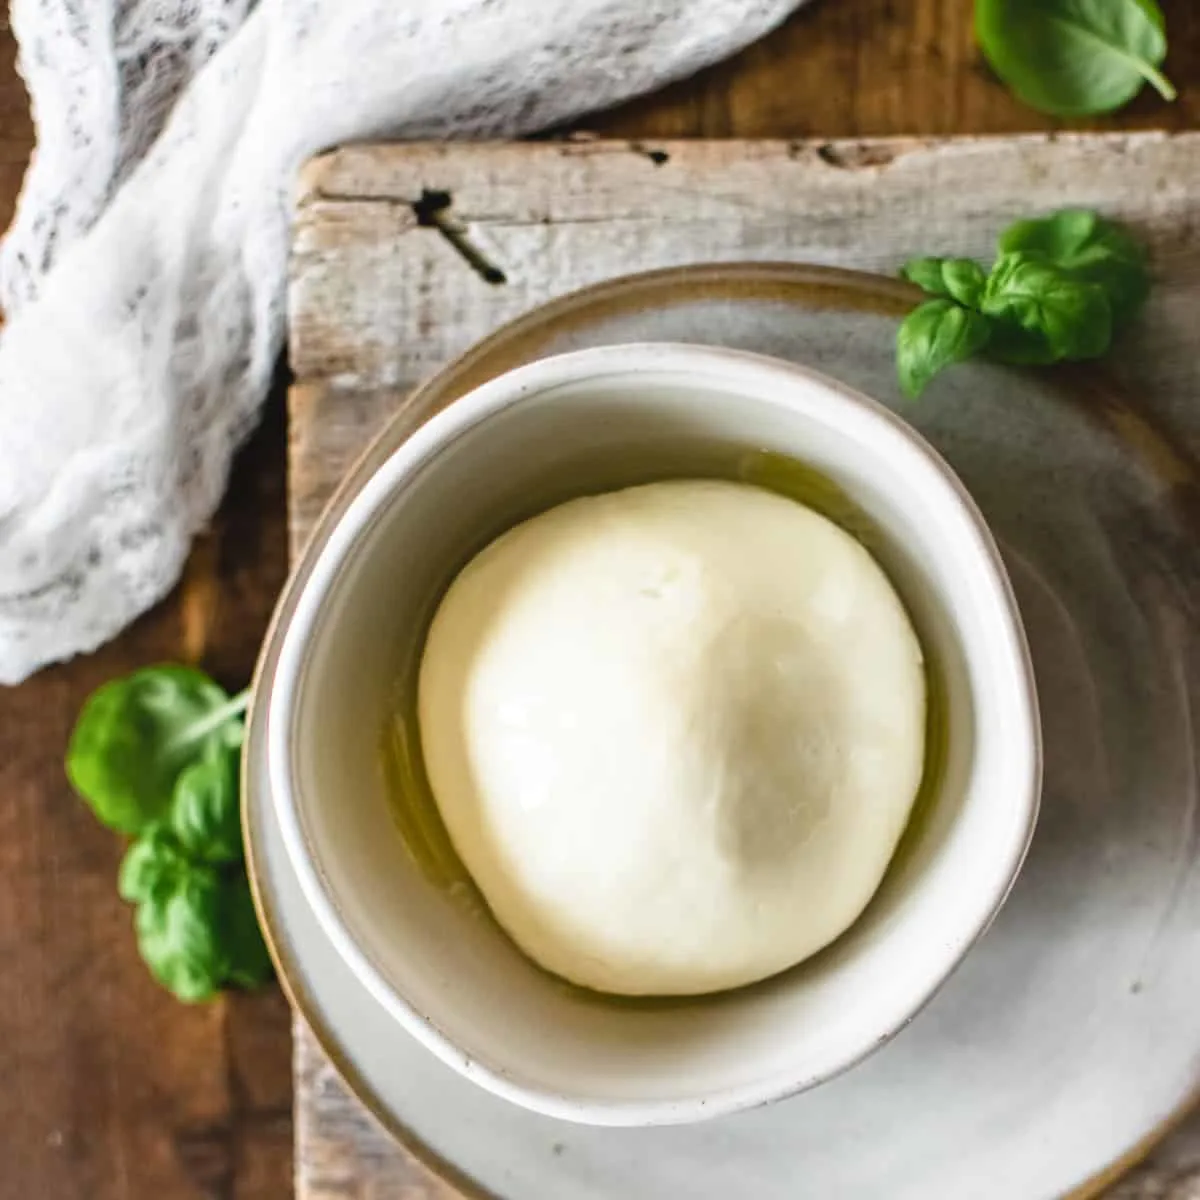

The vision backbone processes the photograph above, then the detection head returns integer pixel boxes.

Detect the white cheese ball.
[418,479,925,996]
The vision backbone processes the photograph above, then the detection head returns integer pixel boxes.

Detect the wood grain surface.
[5,2,1200,1198]
[288,134,1200,1200]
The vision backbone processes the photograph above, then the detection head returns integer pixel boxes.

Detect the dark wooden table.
[2,3,1199,1197]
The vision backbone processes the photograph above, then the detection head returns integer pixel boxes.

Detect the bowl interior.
[276,353,1037,1123]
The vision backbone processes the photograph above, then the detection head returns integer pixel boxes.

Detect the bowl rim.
[265,341,1043,1126]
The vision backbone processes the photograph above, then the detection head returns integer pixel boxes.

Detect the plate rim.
[246,259,1200,1200]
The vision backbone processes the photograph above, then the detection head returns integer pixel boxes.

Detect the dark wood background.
[2,2,1198,1197]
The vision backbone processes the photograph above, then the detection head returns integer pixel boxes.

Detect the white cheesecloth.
[0,0,806,684]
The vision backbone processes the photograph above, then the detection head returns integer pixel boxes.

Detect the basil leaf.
[902,257,988,308]
[134,866,226,1003]
[976,0,1176,117]
[222,875,275,990]
[998,209,1149,323]
[123,845,272,1000]
[982,253,1113,362]
[118,825,190,905]
[66,665,247,835]
[896,300,994,398]
[170,748,243,864]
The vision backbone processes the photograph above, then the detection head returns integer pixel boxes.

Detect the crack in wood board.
[410,189,507,285]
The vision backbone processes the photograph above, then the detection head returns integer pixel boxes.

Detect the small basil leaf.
[896,299,993,398]
[118,826,189,905]
[902,257,988,308]
[902,258,955,296]
[998,209,1150,323]
[999,208,1099,261]
[66,666,239,835]
[134,866,226,1003]
[982,253,1113,362]
[221,875,275,989]
[170,749,243,864]
[976,0,1175,118]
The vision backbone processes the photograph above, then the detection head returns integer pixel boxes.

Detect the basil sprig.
[896,209,1149,398]
[67,666,271,1003]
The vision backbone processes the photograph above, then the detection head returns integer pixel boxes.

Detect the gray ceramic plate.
[246,264,1200,1199]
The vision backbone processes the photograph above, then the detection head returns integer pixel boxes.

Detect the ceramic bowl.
[265,343,1041,1127]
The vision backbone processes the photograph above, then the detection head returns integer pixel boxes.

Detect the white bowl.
[266,343,1041,1127]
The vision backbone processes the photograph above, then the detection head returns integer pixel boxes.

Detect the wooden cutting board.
[286,135,1200,1199]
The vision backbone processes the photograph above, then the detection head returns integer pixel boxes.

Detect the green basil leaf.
[902,257,988,308]
[118,826,190,905]
[170,749,243,864]
[982,252,1113,362]
[66,666,247,835]
[134,866,226,1003]
[976,0,1175,117]
[221,875,275,990]
[896,299,993,398]
[998,209,1150,323]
